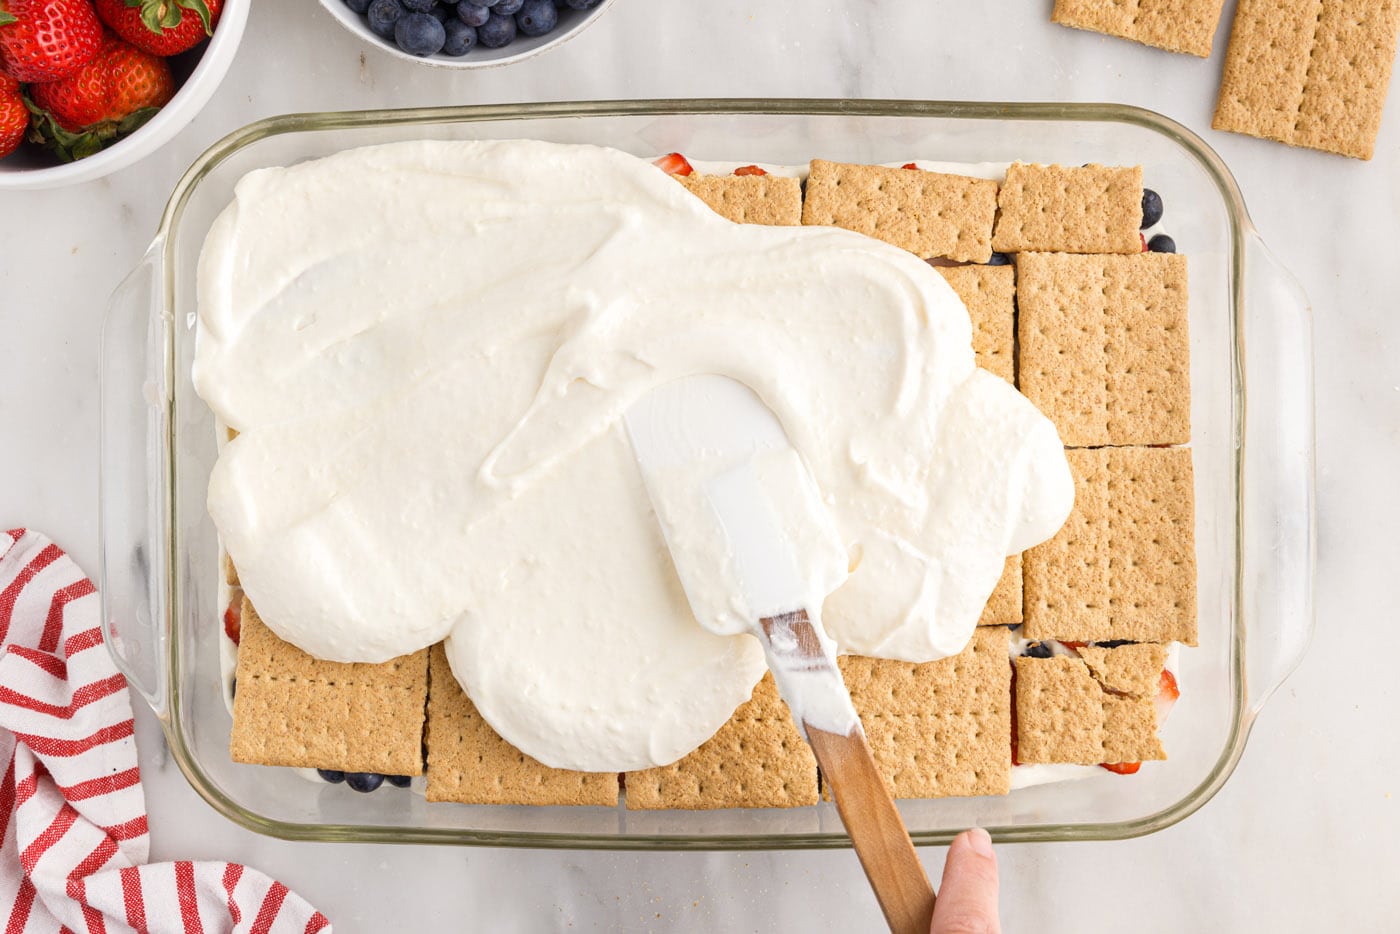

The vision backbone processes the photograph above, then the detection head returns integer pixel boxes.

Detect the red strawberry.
[733,164,766,176]
[0,0,102,82]
[1140,232,1148,252]
[1158,668,1180,702]
[0,70,26,157]
[1060,640,1086,652]
[901,162,918,170]
[95,0,219,57]
[223,596,241,645]
[653,152,693,177]
[1101,761,1141,775]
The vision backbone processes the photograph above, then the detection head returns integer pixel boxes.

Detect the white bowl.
[0,0,249,191]
[317,0,616,69]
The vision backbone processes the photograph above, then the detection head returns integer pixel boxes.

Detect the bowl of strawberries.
[0,0,248,188]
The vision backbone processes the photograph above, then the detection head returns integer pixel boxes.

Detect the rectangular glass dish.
[98,100,1315,849]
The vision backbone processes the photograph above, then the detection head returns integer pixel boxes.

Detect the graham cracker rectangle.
[1024,447,1197,645]
[229,598,428,775]
[677,173,803,226]
[424,645,618,806]
[1078,643,1169,696]
[1017,251,1190,446]
[836,627,1011,798]
[979,555,1023,627]
[1213,0,1400,160]
[1052,0,1228,57]
[801,159,998,263]
[937,265,1015,383]
[1015,653,1166,765]
[625,673,817,810]
[991,163,1144,255]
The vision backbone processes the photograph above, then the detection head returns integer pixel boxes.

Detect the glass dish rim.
[153,98,1251,850]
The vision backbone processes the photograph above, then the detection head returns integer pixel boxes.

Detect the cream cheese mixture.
[194,139,1074,772]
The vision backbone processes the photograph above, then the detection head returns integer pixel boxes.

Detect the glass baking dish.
[98,99,1315,849]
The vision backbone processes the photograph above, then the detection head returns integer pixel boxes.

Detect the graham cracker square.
[229,598,428,776]
[1052,0,1228,57]
[937,264,1015,383]
[1024,447,1197,645]
[801,159,998,263]
[836,627,1012,799]
[677,173,803,225]
[1015,653,1166,765]
[1078,643,1169,696]
[991,163,1144,255]
[423,645,618,806]
[1213,0,1400,160]
[625,673,817,810]
[979,555,1023,627]
[1017,251,1190,447]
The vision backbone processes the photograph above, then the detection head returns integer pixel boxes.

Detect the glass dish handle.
[1240,232,1316,718]
[98,241,170,719]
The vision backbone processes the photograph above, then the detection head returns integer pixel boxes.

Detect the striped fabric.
[0,529,330,933]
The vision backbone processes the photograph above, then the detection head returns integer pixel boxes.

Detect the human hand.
[930,828,1000,934]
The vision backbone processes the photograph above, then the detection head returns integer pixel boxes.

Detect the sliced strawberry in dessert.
[653,152,694,177]
[733,164,767,176]
[1155,667,1180,724]
[223,598,242,646]
[901,162,919,170]
[1101,761,1141,775]
[1139,232,1149,252]
[1060,640,1086,652]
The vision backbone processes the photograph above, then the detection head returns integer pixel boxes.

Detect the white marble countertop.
[1,1,1395,930]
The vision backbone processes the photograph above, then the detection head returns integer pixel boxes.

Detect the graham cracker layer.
[1015,653,1166,765]
[1213,0,1400,160]
[979,555,1023,627]
[625,673,818,810]
[1017,250,1190,447]
[801,159,998,263]
[992,163,1144,256]
[1078,643,1170,696]
[677,173,803,225]
[1024,447,1197,645]
[1052,0,1228,57]
[229,598,428,776]
[937,264,1016,383]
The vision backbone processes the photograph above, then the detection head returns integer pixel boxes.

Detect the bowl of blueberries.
[322,0,613,66]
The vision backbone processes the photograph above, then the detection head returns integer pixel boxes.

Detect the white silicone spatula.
[626,375,936,934]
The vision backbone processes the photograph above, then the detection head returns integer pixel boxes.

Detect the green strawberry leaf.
[116,106,160,135]
[181,0,213,35]
[0,10,16,27]
[20,94,155,163]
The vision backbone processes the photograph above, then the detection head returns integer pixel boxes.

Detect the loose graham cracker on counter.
[677,173,804,226]
[626,673,818,810]
[1052,0,1227,57]
[1024,447,1197,645]
[1015,653,1166,765]
[1213,0,1400,159]
[937,264,1015,384]
[1017,251,1190,447]
[991,163,1144,255]
[230,598,429,776]
[835,627,1012,799]
[801,159,998,263]
[424,645,618,806]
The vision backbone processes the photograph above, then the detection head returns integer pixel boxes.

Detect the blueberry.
[395,11,447,54]
[985,251,1012,266]
[386,774,413,788]
[1147,233,1176,253]
[401,0,434,9]
[317,769,347,784]
[493,0,523,14]
[477,0,500,5]
[1095,639,1134,648]
[343,0,373,13]
[478,11,516,45]
[428,4,451,21]
[516,0,557,33]
[457,2,489,25]
[345,772,385,793]
[1023,642,1054,659]
[442,18,477,53]
[366,0,403,37]
[560,0,602,7]
[1140,188,1163,229]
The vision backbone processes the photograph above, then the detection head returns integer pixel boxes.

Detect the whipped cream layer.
[195,140,1073,772]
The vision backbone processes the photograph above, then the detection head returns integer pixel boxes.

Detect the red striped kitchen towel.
[0,528,330,933]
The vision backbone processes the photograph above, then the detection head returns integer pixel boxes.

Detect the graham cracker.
[1078,643,1169,696]
[677,173,803,225]
[991,163,1144,255]
[835,627,1011,799]
[937,264,1015,383]
[423,645,618,806]
[222,553,239,587]
[1213,0,1400,160]
[625,673,817,810]
[1052,0,1228,57]
[1024,447,1197,645]
[979,555,1023,627]
[801,159,998,263]
[229,598,428,775]
[1015,654,1165,764]
[1017,251,1190,446]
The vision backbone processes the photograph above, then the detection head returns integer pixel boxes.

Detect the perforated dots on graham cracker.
[677,173,804,226]
[1015,653,1166,765]
[992,163,1144,255]
[1024,447,1197,645]
[937,264,1016,383]
[1213,0,1400,160]
[1078,643,1169,696]
[230,598,429,775]
[836,627,1011,799]
[801,159,998,263]
[625,673,817,810]
[1017,250,1190,447]
[423,645,618,806]
[1052,0,1228,57]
